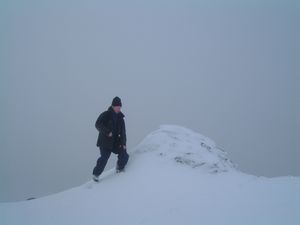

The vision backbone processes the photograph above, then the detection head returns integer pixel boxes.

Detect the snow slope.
[1,124,299,225]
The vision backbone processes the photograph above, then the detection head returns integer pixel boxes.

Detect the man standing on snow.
[92,96,129,182]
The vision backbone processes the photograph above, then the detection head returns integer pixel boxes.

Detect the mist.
[0,0,299,202]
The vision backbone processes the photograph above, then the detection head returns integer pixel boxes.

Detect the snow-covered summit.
[0,125,299,225]
[133,124,237,173]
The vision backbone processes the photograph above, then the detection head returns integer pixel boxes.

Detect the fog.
[0,0,299,202]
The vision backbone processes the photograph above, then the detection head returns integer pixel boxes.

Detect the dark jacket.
[95,106,126,154]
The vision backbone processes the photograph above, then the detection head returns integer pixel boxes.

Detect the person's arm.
[121,118,127,148]
[95,112,110,136]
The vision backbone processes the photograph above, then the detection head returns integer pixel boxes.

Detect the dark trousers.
[92,146,129,177]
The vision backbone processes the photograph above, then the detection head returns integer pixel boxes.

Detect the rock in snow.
[134,124,237,173]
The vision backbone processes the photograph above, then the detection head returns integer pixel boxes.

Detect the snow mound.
[1,124,299,225]
[133,124,237,173]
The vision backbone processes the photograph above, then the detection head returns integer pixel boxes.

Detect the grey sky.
[0,0,299,202]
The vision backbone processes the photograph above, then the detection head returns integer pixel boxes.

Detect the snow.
[1,124,299,225]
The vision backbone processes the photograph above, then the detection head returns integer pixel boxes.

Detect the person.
[92,96,129,182]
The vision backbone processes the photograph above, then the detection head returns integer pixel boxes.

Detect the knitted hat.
[112,96,122,106]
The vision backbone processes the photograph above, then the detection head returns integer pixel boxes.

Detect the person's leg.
[93,147,111,177]
[116,149,129,170]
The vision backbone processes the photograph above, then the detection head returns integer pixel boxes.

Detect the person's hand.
[108,132,112,137]
[119,145,126,149]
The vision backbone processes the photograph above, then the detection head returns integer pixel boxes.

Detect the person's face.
[112,105,121,113]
